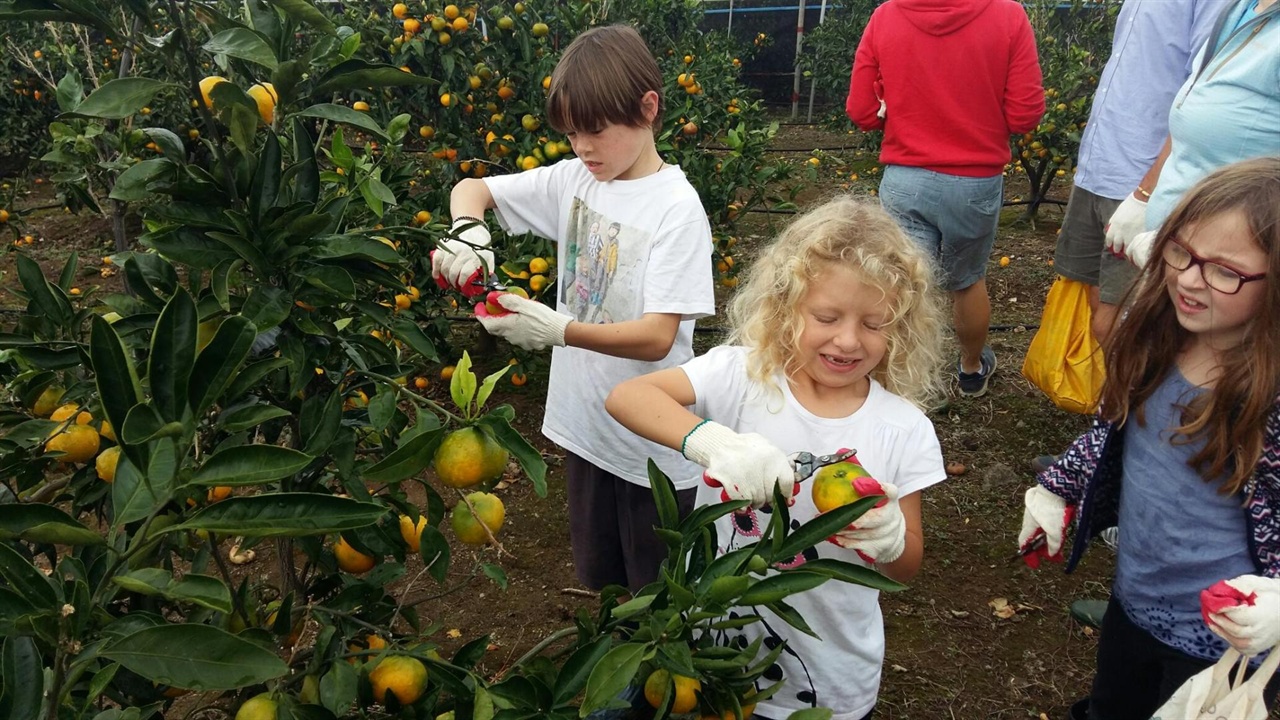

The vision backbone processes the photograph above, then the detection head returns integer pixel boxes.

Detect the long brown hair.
[1099,156,1280,495]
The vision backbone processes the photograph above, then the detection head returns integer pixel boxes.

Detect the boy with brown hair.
[434,24,715,593]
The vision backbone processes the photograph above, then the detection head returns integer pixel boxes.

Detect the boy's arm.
[434,179,499,293]
[564,312,681,362]
[450,177,495,218]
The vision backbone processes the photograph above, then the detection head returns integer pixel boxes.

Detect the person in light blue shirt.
[1101,0,1280,275]
[1053,0,1228,344]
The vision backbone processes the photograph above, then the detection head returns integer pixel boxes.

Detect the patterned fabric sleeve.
[1249,400,1280,578]
[1037,415,1112,505]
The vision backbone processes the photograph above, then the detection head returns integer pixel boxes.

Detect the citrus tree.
[1,1,891,718]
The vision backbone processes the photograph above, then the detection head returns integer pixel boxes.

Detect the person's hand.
[1125,230,1157,268]
[1017,485,1075,569]
[431,218,493,297]
[474,293,571,351]
[1103,195,1148,262]
[1203,575,1280,656]
[831,480,905,564]
[685,421,795,508]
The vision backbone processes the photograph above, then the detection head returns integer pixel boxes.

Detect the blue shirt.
[1073,0,1229,199]
[1147,0,1280,229]
[1114,369,1256,661]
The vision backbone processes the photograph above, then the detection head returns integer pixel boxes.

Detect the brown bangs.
[545,25,663,134]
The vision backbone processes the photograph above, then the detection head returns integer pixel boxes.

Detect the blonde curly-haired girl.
[607,195,948,719]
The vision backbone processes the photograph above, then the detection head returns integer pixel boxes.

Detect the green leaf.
[240,286,292,330]
[388,318,439,361]
[226,357,290,401]
[481,563,508,589]
[319,659,358,715]
[192,445,313,486]
[311,59,436,95]
[475,364,509,414]
[202,28,279,70]
[15,254,71,327]
[292,104,389,142]
[765,598,817,638]
[705,575,752,605]
[173,493,385,537]
[250,131,282,221]
[112,442,177,526]
[121,403,172,445]
[143,127,185,160]
[109,158,178,202]
[553,636,611,706]
[366,388,398,431]
[289,117,319,204]
[417,525,450,583]
[55,68,83,113]
[0,505,103,545]
[648,459,680,533]
[112,570,232,614]
[363,426,443,484]
[0,543,59,609]
[219,403,290,433]
[103,624,287,691]
[363,178,396,211]
[63,77,173,120]
[310,235,402,264]
[736,572,827,606]
[144,227,237,269]
[387,112,410,143]
[301,391,342,457]
[302,265,356,299]
[772,496,878,562]
[266,0,335,33]
[189,315,256,416]
[149,288,197,422]
[476,411,546,497]
[783,709,833,720]
[1,636,43,720]
[91,316,144,464]
[579,643,645,717]
[450,351,476,415]
[793,558,907,593]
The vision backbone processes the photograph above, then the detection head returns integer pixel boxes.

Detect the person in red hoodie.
[847,0,1043,399]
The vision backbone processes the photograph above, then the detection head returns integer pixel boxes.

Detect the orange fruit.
[999,256,1011,267]
[207,485,233,503]
[198,75,228,109]
[529,257,550,274]
[402,17,420,33]
[400,515,428,551]
[31,386,65,417]
[234,694,277,720]
[433,427,508,489]
[414,210,432,225]
[443,3,459,19]
[450,492,505,545]
[96,446,121,483]
[369,655,428,705]
[347,633,387,663]
[414,377,429,390]
[50,403,92,425]
[643,669,701,714]
[353,100,370,112]
[451,16,468,31]
[246,82,278,124]
[440,365,455,381]
[529,274,548,292]
[419,124,435,139]
[334,537,376,573]
[531,22,549,37]
[811,459,874,513]
[46,425,100,464]
[511,373,527,386]
[392,2,407,17]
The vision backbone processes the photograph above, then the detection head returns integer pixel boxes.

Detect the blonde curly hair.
[727,195,946,409]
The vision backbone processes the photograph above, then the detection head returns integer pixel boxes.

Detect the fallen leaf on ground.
[446,628,461,639]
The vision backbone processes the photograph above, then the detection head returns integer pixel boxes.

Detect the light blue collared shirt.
[1073,0,1230,200]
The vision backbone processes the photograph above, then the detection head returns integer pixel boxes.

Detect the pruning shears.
[469,270,506,293]
[702,447,858,507]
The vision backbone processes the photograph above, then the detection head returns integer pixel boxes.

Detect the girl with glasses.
[1017,156,1280,718]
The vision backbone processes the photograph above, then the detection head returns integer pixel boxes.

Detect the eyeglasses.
[1162,238,1267,295]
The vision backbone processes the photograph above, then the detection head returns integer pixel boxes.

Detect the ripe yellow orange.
[0,209,8,222]
[497,85,515,101]
[414,377,429,390]
[443,3,460,19]
[437,31,451,44]
[400,514,428,551]
[529,274,548,293]
[246,82,278,124]
[402,17,420,33]
[415,210,433,225]
[520,155,540,171]
[451,16,468,31]
[99,420,116,442]
[511,373,527,386]
[207,485,233,503]
[440,93,453,107]
[392,2,408,18]
[450,492,505,545]
[96,446,121,483]
[811,459,873,513]
[999,256,1011,267]
[347,633,387,663]
[419,125,435,139]
[369,655,428,705]
[353,100,370,112]
[46,425,100,464]
[394,293,412,310]
[32,386,64,417]
[334,537,376,573]
[234,694,277,720]
[643,669,701,714]
[528,257,549,274]
[440,365,455,381]
[50,403,93,425]
[198,75,228,109]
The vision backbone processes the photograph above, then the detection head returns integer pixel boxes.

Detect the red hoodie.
[846,0,1044,177]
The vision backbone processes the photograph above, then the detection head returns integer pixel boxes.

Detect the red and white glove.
[1017,485,1075,569]
[686,421,794,508]
[831,480,905,564]
[475,293,571,351]
[1103,195,1148,261]
[431,218,493,297]
[1202,575,1280,656]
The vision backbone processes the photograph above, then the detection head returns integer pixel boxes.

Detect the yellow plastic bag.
[1021,276,1104,414]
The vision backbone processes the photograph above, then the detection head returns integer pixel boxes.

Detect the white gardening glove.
[1103,195,1148,262]
[831,480,905,564]
[475,293,571,351]
[1125,230,1157,268]
[1204,575,1280,657]
[431,218,494,298]
[684,421,795,508]
[1017,485,1076,569]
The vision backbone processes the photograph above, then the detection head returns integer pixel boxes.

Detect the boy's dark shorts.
[565,451,697,593]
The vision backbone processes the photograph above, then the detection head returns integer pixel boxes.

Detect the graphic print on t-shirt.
[560,197,649,323]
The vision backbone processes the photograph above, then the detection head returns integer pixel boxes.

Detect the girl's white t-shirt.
[682,345,946,719]
[485,159,715,488]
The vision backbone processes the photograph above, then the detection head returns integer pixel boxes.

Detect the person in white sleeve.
[433,25,715,595]
[607,196,949,720]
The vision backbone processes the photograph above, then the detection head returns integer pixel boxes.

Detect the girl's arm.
[876,492,924,583]
[605,367,702,450]
[565,313,682,363]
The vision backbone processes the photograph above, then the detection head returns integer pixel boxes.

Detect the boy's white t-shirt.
[682,345,946,720]
[484,158,715,489]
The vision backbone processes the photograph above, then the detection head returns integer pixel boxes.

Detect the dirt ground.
[2,123,1119,720]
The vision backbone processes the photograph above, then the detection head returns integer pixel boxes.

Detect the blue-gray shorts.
[879,165,1003,292]
[1052,185,1139,305]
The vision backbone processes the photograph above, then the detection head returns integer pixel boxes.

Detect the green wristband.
[680,419,710,459]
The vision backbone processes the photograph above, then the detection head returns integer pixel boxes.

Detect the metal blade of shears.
[790,447,857,485]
